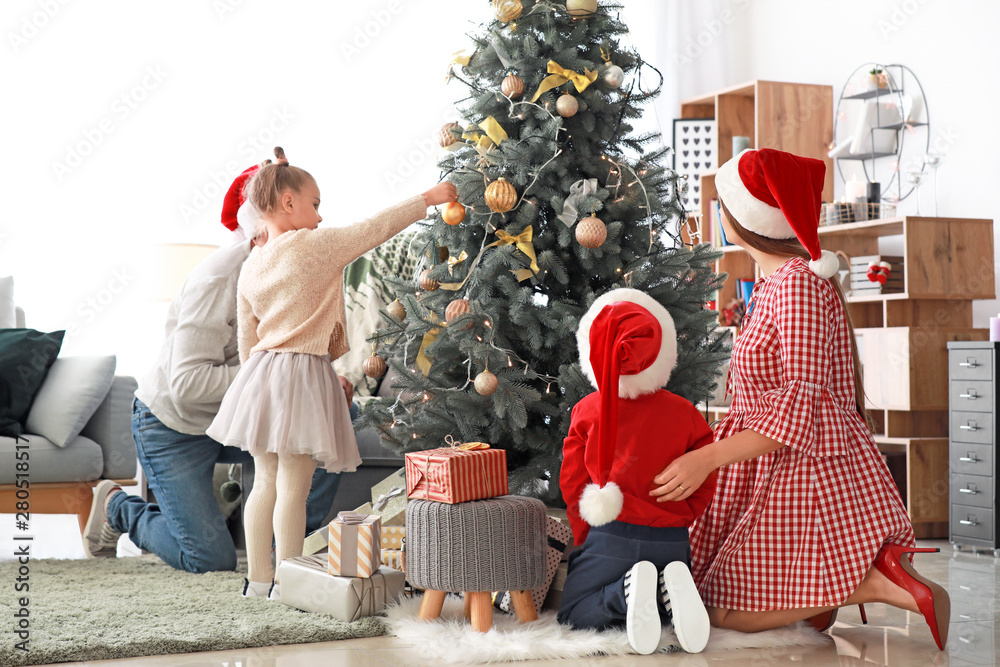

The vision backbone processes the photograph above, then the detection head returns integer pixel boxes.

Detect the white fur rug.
[384,597,829,664]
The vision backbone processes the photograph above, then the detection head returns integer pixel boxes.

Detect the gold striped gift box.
[328,512,381,578]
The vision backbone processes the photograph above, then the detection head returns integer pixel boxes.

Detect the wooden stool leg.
[418,589,447,621]
[468,591,493,633]
[463,593,472,621]
[510,590,538,623]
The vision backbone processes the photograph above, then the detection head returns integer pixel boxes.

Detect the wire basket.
[820,202,896,226]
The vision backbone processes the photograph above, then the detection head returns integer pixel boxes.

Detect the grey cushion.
[0,433,104,484]
[25,355,116,447]
[14,306,24,328]
[81,376,138,479]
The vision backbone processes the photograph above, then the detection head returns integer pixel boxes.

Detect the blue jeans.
[108,397,351,573]
[557,522,691,631]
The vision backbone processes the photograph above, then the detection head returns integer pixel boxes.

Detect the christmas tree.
[357,0,728,505]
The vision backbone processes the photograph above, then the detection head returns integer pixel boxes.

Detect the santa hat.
[715,148,837,279]
[574,288,677,527]
[221,165,261,240]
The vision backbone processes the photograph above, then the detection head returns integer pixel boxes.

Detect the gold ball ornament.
[475,369,499,396]
[484,178,518,213]
[576,216,607,248]
[556,93,579,118]
[387,300,406,320]
[362,354,387,379]
[442,201,466,226]
[419,268,439,292]
[566,0,598,17]
[438,122,460,148]
[493,0,522,23]
[445,298,471,324]
[501,73,525,99]
[602,64,625,89]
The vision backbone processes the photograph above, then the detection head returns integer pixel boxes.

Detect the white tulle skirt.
[207,350,361,473]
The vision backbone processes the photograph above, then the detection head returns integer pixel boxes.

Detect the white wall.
[680,0,1000,325]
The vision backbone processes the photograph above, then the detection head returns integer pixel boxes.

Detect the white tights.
[244,452,317,584]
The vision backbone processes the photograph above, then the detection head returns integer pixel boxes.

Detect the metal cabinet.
[948,341,1000,553]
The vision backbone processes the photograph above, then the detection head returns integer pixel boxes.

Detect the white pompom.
[810,249,839,279]
[579,482,624,527]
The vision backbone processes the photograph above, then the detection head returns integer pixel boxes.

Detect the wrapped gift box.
[303,524,329,556]
[380,548,405,571]
[370,468,408,527]
[328,512,381,578]
[494,515,573,614]
[381,526,405,550]
[405,443,507,503]
[542,561,569,611]
[278,555,404,621]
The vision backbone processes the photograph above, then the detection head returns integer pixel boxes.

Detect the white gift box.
[278,555,405,621]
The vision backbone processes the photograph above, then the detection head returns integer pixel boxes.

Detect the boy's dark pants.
[557,521,691,630]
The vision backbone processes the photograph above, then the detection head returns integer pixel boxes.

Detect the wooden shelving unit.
[679,83,996,538]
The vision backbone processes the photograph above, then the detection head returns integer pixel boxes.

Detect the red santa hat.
[714,148,837,279]
[574,288,677,527]
[221,165,261,240]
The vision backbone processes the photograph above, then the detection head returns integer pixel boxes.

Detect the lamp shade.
[153,243,218,302]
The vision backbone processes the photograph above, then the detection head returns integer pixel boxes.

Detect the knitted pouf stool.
[406,495,547,632]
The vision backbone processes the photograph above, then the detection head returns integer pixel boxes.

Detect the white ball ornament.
[602,64,625,89]
[566,0,598,17]
[556,93,579,118]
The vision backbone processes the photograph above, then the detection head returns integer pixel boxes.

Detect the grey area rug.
[0,556,386,666]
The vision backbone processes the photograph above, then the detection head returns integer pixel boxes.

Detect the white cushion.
[0,276,14,328]
[25,355,116,448]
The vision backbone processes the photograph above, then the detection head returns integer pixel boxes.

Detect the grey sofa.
[0,307,138,531]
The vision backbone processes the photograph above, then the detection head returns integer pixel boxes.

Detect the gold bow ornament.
[445,50,472,82]
[447,250,469,276]
[439,225,540,291]
[462,116,510,154]
[530,60,599,103]
[415,313,443,377]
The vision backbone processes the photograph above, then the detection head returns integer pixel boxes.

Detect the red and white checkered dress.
[690,257,914,611]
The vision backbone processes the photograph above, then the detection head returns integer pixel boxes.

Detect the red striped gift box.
[404,443,507,503]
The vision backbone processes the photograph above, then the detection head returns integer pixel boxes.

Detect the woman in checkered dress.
[650,149,950,649]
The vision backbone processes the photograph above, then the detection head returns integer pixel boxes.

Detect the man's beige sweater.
[236,195,427,365]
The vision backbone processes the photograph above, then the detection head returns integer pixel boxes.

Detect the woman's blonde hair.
[243,147,315,234]
[719,198,873,431]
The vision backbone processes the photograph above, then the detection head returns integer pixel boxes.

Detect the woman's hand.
[339,376,354,405]
[649,448,714,503]
[422,182,458,207]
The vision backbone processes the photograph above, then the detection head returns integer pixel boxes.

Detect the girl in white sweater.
[208,147,456,598]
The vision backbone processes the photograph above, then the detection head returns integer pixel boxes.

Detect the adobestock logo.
[340,0,405,63]
[177,107,296,224]
[50,65,168,183]
[7,0,72,54]
[64,267,135,339]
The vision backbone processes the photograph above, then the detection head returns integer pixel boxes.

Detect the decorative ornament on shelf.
[867,261,892,285]
[501,73,525,99]
[475,367,499,396]
[438,122,460,148]
[601,63,624,89]
[362,344,388,379]
[484,178,518,213]
[386,299,406,321]
[445,298,471,325]
[442,201,466,226]
[419,268,439,292]
[492,0,522,23]
[576,215,607,248]
[566,0,598,17]
[556,93,579,117]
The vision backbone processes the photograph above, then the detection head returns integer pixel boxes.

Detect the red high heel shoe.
[873,543,950,650]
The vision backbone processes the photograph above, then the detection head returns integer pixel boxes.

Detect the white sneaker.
[659,561,710,653]
[268,583,281,602]
[82,480,122,558]
[242,579,271,598]
[623,561,661,654]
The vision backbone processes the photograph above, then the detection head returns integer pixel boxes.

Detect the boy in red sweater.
[558,288,716,655]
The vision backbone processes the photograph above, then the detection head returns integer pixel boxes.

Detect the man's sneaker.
[624,561,661,654]
[242,579,271,598]
[82,480,122,558]
[659,561,710,653]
